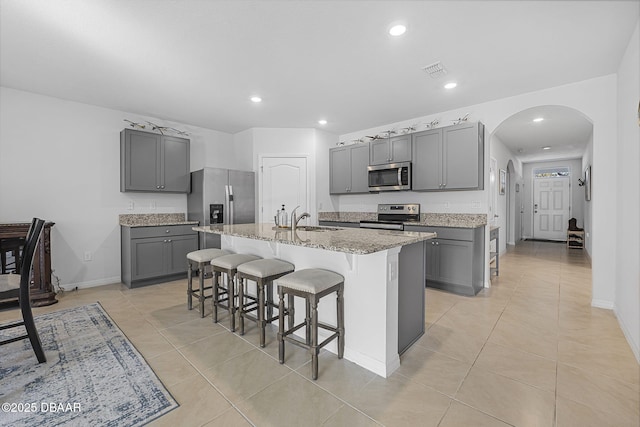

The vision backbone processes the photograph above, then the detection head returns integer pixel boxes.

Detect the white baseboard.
[614,308,640,364]
[59,276,121,291]
[591,299,615,310]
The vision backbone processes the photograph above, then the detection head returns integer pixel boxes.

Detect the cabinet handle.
[166,229,170,233]
[167,239,172,242]
[161,185,165,189]
[156,186,160,189]
[435,242,439,245]
[163,239,167,243]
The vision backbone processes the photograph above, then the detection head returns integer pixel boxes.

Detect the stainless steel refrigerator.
[187,168,255,248]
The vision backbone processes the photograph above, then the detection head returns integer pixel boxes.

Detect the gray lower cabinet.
[120,129,190,193]
[369,134,412,165]
[121,224,197,288]
[405,225,484,296]
[329,144,369,194]
[412,122,484,191]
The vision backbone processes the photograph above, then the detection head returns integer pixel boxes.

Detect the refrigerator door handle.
[229,185,234,224]
[224,185,230,225]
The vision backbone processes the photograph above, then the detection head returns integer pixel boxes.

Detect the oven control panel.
[377,204,420,215]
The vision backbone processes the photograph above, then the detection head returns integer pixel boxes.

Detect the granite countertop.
[193,223,436,255]
[318,212,487,228]
[119,213,199,227]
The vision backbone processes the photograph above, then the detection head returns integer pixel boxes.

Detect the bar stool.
[211,253,261,332]
[187,248,230,317]
[237,259,295,347]
[276,269,345,380]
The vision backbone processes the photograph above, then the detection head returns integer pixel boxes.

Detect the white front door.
[533,177,570,240]
[259,156,308,226]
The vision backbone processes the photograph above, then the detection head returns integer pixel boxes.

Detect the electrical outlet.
[444,201,450,209]
[128,201,135,210]
[150,201,157,210]
[83,251,92,261]
[472,201,481,209]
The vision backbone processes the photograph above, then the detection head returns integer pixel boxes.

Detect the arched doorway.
[491,105,593,249]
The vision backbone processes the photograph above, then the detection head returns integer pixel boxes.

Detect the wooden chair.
[0,218,47,363]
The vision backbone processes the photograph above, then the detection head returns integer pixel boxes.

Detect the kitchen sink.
[296,225,341,232]
[272,225,342,232]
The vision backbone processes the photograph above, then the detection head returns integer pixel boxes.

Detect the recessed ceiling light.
[533,117,544,122]
[318,119,327,125]
[389,24,406,36]
[444,82,457,89]
[542,146,551,150]
[250,96,262,103]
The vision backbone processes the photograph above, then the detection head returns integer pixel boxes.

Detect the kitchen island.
[193,223,436,377]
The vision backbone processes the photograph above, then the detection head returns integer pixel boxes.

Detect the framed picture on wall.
[585,165,591,201]
[499,169,506,195]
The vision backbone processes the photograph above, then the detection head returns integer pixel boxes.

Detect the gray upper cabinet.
[120,129,190,193]
[369,135,412,165]
[161,135,190,192]
[411,128,442,190]
[443,122,484,190]
[412,122,484,191]
[330,143,369,194]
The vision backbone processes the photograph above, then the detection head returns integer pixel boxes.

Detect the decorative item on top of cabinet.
[120,128,190,193]
[329,143,370,194]
[412,121,484,191]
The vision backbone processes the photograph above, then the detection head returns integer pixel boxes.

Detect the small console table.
[0,222,58,306]
[489,225,499,277]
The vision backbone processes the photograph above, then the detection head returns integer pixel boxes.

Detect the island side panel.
[398,241,426,355]
[220,234,401,377]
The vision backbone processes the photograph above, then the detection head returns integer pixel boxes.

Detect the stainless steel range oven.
[359,203,420,230]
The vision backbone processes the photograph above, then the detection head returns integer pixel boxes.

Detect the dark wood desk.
[0,222,58,306]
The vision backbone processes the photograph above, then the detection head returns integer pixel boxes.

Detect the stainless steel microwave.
[368,162,411,191]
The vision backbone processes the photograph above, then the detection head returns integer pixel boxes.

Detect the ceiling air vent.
[422,61,448,78]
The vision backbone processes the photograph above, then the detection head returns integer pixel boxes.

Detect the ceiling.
[493,105,594,163]
[1,0,637,158]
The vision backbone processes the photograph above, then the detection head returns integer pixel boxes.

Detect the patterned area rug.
[0,303,178,426]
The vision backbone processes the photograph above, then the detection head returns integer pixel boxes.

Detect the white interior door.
[533,177,570,240]
[260,156,308,226]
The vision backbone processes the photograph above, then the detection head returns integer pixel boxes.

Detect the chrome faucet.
[291,206,311,233]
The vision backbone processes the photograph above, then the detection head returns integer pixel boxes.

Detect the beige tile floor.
[2,241,639,426]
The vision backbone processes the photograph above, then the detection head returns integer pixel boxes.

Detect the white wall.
[614,20,639,362]
[240,127,326,225]
[521,158,585,239]
[490,134,523,250]
[0,87,235,289]
[581,133,594,257]
[315,129,339,214]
